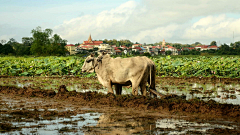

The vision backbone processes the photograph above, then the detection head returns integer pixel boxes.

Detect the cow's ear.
[91,53,95,57]
[86,58,94,63]
[102,51,107,55]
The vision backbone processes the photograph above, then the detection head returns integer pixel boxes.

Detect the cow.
[81,52,156,96]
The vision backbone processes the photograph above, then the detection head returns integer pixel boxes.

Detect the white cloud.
[53,0,240,44]
[54,1,138,43]
[183,15,240,44]
[2,0,240,44]
[131,24,179,43]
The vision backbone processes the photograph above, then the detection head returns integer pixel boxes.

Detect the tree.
[116,41,120,47]
[210,41,217,46]
[0,44,15,55]
[30,26,67,56]
[22,37,33,46]
[165,50,172,55]
[0,43,3,54]
[217,44,230,55]
[194,42,202,45]
[232,41,240,48]
[0,39,6,45]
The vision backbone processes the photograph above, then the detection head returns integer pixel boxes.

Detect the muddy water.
[1,76,240,134]
[1,76,240,105]
[1,95,239,135]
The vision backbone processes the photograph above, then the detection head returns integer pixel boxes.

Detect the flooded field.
[1,76,240,105]
[0,76,240,134]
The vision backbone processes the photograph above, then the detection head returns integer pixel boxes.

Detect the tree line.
[0,27,67,56]
[1,26,240,56]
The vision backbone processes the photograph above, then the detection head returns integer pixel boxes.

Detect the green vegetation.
[0,56,85,77]
[153,55,240,78]
[0,55,239,78]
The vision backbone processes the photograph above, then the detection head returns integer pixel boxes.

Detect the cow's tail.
[150,65,152,87]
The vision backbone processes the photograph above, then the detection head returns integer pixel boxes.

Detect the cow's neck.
[94,57,107,73]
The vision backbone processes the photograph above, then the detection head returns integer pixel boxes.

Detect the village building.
[132,47,143,54]
[164,45,178,55]
[79,34,103,48]
[132,44,142,48]
[182,47,196,51]
[98,43,113,54]
[195,45,218,51]
[65,44,76,55]
[208,45,218,50]
[152,46,161,55]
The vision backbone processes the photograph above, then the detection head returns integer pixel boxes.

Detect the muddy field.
[0,76,240,134]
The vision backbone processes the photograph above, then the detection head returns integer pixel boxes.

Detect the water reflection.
[155,118,236,134]
[157,82,240,105]
[7,113,102,135]
[85,114,238,135]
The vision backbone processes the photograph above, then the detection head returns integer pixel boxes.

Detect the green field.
[1,55,240,78]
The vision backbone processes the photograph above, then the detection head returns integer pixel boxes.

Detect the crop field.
[0,56,240,134]
[1,55,240,78]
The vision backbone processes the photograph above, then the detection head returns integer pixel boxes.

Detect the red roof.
[83,41,103,44]
[66,44,75,46]
[209,46,218,48]
[165,45,176,49]
[195,45,209,48]
[183,47,195,50]
[133,44,142,46]
[121,46,128,49]
[83,43,102,46]
[152,46,161,49]
[81,46,93,48]
[134,47,142,50]
[115,50,122,52]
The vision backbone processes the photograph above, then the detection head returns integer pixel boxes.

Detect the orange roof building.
[80,34,103,47]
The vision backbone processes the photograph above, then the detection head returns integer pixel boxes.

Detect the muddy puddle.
[1,94,239,135]
[1,76,240,134]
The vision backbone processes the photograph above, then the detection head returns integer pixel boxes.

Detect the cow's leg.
[114,84,122,95]
[107,82,114,94]
[140,81,147,96]
[131,83,138,96]
[119,86,122,95]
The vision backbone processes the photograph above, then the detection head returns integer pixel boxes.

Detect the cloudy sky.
[1,0,240,45]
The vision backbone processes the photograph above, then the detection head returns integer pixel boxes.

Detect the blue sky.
[0,0,240,45]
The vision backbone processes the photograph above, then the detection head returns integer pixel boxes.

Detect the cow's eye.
[86,59,91,63]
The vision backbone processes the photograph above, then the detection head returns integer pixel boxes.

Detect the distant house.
[195,45,209,51]
[132,47,143,54]
[159,49,165,55]
[164,45,178,55]
[98,43,112,54]
[152,46,161,55]
[114,47,122,55]
[65,44,76,55]
[80,46,94,50]
[208,45,218,50]
[132,44,142,48]
[195,45,218,51]
[182,47,195,51]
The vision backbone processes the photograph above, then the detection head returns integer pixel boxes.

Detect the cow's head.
[81,54,95,73]
[97,51,108,62]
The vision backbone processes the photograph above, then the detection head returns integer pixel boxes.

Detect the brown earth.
[0,84,240,134]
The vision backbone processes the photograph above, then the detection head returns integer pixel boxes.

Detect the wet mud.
[0,82,240,134]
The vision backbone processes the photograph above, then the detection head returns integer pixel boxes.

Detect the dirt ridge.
[0,85,240,122]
